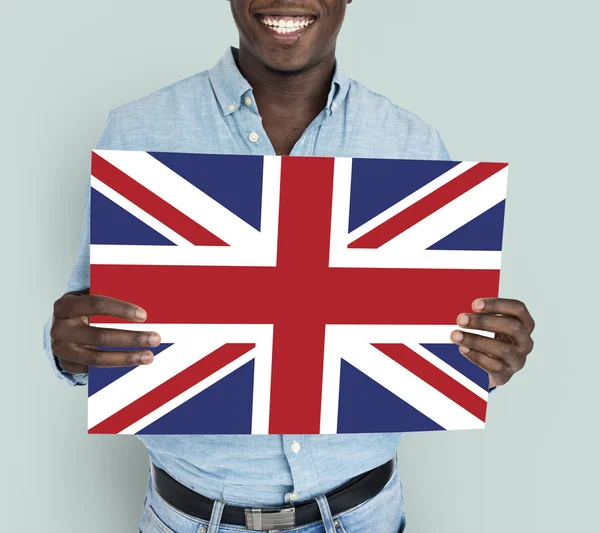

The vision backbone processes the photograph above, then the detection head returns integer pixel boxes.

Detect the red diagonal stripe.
[348,162,508,249]
[92,152,227,246]
[88,343,255,434]
[373,344,487,422]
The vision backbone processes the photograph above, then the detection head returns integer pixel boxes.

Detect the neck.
[235,48,336,118]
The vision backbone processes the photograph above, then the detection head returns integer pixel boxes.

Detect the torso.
[94,50,446,506]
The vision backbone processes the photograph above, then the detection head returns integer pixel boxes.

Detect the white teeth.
[259,16,315,32]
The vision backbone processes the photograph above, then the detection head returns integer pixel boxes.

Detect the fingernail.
[135,308,147,321]
[459,345,470,354]
[451,330,463,342]
[457,314,469,326]
[148,333,161,346]
[141,352,154,365]
[473,299,485,311]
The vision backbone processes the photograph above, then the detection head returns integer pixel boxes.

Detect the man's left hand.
[450,298,535,388]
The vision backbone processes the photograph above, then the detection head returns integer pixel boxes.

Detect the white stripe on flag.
[329,248,502,270]
[345,161,479,243]
[405,342,489,399]
[249,330,274,435]
[93,150,263,249]
[90,176,192,247]
[87,324,272,433]
[328,159,502,270]
[320,325,344,434]
[345,342,485,431]
[121,348,257,435]
[257,155,282,268]
[327,324,494,345]
[320,325,488,433]
[90,243,279,266]
[379,166,508,253]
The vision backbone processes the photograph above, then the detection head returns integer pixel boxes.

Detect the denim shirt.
[43,47,451,507]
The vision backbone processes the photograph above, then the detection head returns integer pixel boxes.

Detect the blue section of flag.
[337,360,444,433]
[148,152,264,231]
[421,344,489,390]
[90,188,175,246]
[427,200,506,251]
[88,344,173,396]
[348,159,460,232]
[137,360,255,434]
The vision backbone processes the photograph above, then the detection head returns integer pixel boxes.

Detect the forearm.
[43,316,88,386]
[44,186,91,386]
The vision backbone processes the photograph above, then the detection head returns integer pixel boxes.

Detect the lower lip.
[257,20,315,40]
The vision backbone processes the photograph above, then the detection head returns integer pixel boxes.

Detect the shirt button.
[227,104,236,111]
[289,492,299,501]
[248,132,259,143]
[332,102,337,110]
[244,96,253,107]
[290,440,301,453]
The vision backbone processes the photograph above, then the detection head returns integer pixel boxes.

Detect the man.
[45,1,536,532]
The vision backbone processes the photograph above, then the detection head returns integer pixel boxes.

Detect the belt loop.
[315,494,338,533]
[206,499,226,533]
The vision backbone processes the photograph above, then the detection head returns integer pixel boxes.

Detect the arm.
[427,129,532,393]
[43,110,161,385]
[42,188,92,386]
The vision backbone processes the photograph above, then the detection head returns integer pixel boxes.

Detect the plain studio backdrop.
[2,1,598,531]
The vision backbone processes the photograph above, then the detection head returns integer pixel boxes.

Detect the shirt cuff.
[43,316,88,387]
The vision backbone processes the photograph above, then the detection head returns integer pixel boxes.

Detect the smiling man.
[45,1,535,532]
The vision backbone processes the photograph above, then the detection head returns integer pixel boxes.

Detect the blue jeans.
[138,457,407,533]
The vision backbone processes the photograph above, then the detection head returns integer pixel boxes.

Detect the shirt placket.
[231,88,338,157]
[281,435,320,504]
[232,89,277,156]
[226,84,340,505]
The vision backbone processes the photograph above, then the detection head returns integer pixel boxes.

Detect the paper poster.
[88,150,508,435]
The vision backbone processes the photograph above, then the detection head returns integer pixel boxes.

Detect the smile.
[258,15,316,35]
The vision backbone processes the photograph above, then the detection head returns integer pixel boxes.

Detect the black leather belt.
[151,456,396,531]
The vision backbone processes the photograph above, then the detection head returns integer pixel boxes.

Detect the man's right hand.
[50,288,160,375]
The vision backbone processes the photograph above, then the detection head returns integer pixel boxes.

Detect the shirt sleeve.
[429,127,452,161]
[43,110,121,386]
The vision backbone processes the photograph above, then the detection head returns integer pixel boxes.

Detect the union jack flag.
[88,150,508,435]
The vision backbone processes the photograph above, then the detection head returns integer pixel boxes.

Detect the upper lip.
[254,11,318,18]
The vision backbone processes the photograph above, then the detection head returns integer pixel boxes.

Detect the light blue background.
[2,0,598,531]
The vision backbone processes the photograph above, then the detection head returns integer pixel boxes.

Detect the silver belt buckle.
[244,506,296,531]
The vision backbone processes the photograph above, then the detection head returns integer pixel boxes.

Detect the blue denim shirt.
[44,47,451,507]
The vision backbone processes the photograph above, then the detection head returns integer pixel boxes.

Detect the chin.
[264,59,311,75]
[258,46,317,75]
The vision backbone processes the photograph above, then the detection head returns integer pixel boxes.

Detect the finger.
[63,325,161,348]
[52,341,154,367]
[451,330,525,371]
[58,359,88,374]
[54,294,147,322]
[457,347,506,375]
[472,298,535,333]
[457,313,532,348]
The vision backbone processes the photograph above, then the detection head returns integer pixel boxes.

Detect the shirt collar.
[208,46,351,117]
[326,58,350,115]
[208,47,253,117]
